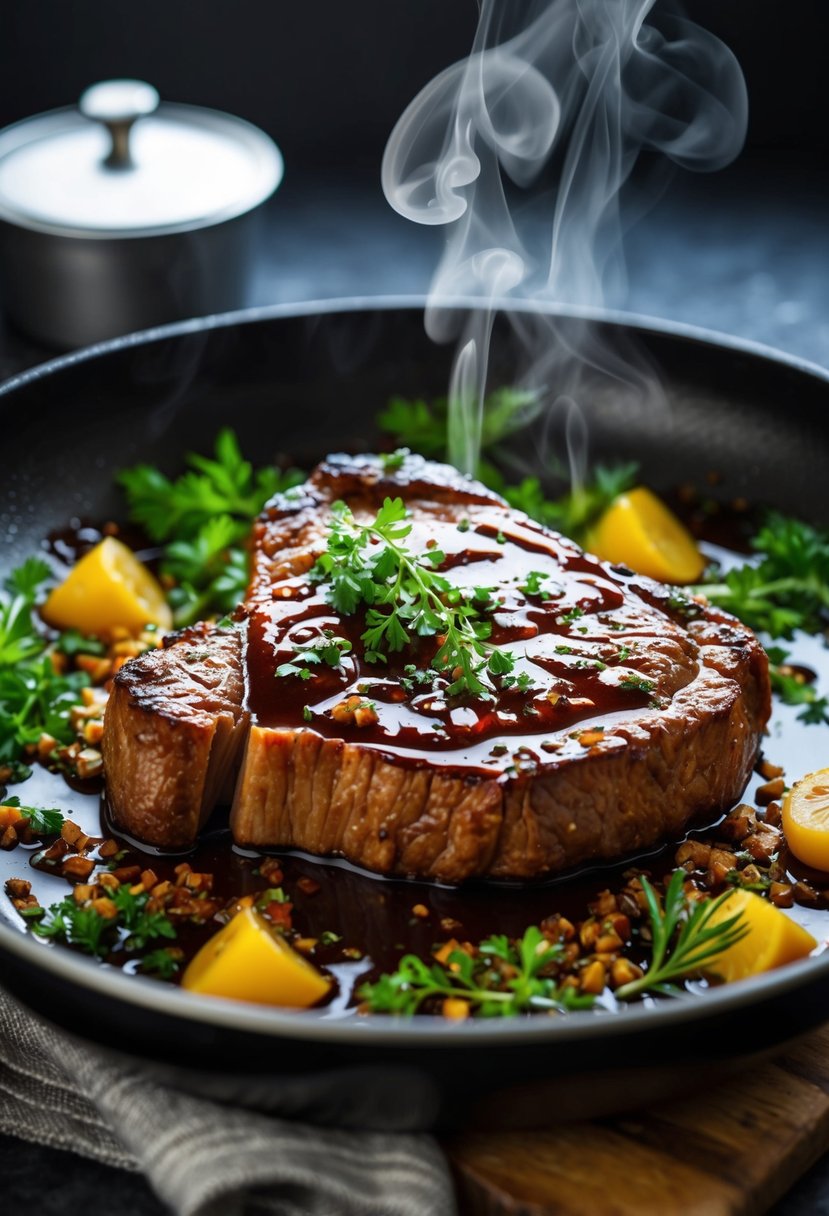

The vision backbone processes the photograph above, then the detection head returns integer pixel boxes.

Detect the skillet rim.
[1,294,827,396]
[1,295,828,1051]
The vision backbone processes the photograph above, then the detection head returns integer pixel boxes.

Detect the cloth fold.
[0,987,456,1216]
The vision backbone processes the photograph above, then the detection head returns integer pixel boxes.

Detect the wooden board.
[448,1022,829,1215]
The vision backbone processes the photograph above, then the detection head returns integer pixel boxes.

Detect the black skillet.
[1,298,828,1132]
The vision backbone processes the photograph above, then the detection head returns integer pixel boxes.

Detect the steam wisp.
[382,1,748,476]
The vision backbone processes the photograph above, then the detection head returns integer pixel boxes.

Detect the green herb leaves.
[697,514,829,640]
[615,872,748,1000]
[275,631,353,680]
[0,558,51,667]
[359,926,594,1017]
[0,561,90,783]
[2,796,63,835]
[311,497,514,698]
[495,462,640,544]
[694,513,829,726]
[119,430,304,626]
[32,885,176,959]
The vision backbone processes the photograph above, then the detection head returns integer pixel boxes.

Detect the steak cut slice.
[104,453,770,881]
[102,621,248,849]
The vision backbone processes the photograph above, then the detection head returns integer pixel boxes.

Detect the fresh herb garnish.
[696,513,829,639]
[359,926,594,1017]
[119,430,304,626]
[275,630,353,680]
[377,388,538,459]
[618,674,655,695]
[312,497,515,698]
[615,871,748,1000]
[2,796,63,835]
[766,646,829,726]
[519,571,549,598]
[139,947,182,979]
[380,447,410,472]
[54,629,107,657]
[32,886,176,958]
[0,561,91,783]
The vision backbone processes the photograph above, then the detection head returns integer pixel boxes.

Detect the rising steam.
[382,0,748,476]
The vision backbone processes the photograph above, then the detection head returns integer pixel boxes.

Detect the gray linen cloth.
[0,987,456,1216]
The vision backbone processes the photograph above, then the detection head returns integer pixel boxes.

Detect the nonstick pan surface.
[1,298,828,1130]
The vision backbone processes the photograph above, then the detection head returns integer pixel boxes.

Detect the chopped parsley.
[311,497,515,698]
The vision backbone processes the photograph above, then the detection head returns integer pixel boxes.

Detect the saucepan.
[0,81,283,348]
[1,299,828,1130]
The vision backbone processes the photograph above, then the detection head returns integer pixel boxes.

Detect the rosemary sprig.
[311,497,515,698]
[359,926,594,1017]
[615,871,749,1000]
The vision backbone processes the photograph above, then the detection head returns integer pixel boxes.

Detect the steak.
[103,453,770,882]
[102,621,248,849]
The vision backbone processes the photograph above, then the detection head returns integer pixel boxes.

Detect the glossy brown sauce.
[244,507,686,774]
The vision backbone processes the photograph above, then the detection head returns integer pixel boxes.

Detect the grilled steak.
[102,621,248,849]
[103,453,770,881]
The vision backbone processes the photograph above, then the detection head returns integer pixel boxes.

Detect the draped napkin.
[0,987,456,1216]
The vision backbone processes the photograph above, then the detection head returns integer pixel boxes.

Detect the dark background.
[0,0,827,373]
[1,0,827,173]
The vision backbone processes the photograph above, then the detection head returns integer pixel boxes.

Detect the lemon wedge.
[704,889,816,983]
[783,769,829,872]
[182,907,331,1008]
[585,487,705,584]
[42,537,172,637]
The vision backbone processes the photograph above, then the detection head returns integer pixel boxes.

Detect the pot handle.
[78,80,160,170]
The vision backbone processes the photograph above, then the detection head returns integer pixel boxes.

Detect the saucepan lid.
[0,79,284,238]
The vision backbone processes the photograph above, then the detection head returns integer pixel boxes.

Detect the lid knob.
[78,79,160,170]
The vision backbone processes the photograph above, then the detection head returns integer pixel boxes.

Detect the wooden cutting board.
[447,1022,829,1215]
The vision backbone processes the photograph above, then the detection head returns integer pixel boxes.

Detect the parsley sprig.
[696,514,829,639]
[378,388,539,459]
[311,497,514,698]
[32,886,176,958]
[276,631,353,680]
[119,430,303,626]
[0,560,90,783]
[359,926,594,1017]
[3,796,63,835]
[615,872,748,1000]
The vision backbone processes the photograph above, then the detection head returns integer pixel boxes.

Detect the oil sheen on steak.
[103,453,770,881]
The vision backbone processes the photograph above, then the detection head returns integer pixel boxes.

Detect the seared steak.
[104,454,770,881]
[102,621,248,849]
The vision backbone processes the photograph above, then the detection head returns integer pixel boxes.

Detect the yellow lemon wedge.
[181,907,331,1008]
[703,889,816,984]
[585,487,705,584]
[42,537,172,637]
[782,769,829,872]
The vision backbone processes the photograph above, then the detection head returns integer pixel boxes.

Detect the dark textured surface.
[1,157,828,1212]
[0,1134,167,1214]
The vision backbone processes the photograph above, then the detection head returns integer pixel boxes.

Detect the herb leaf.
[119,431,304,625]
[312,497,514,699]
[32,886,176,958]
[696,513,829,640]
[615,871,748,1000]
[359,925,594,1017]
[3,796,64,835]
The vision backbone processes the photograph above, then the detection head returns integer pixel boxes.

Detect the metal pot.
[0,80,283,349]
